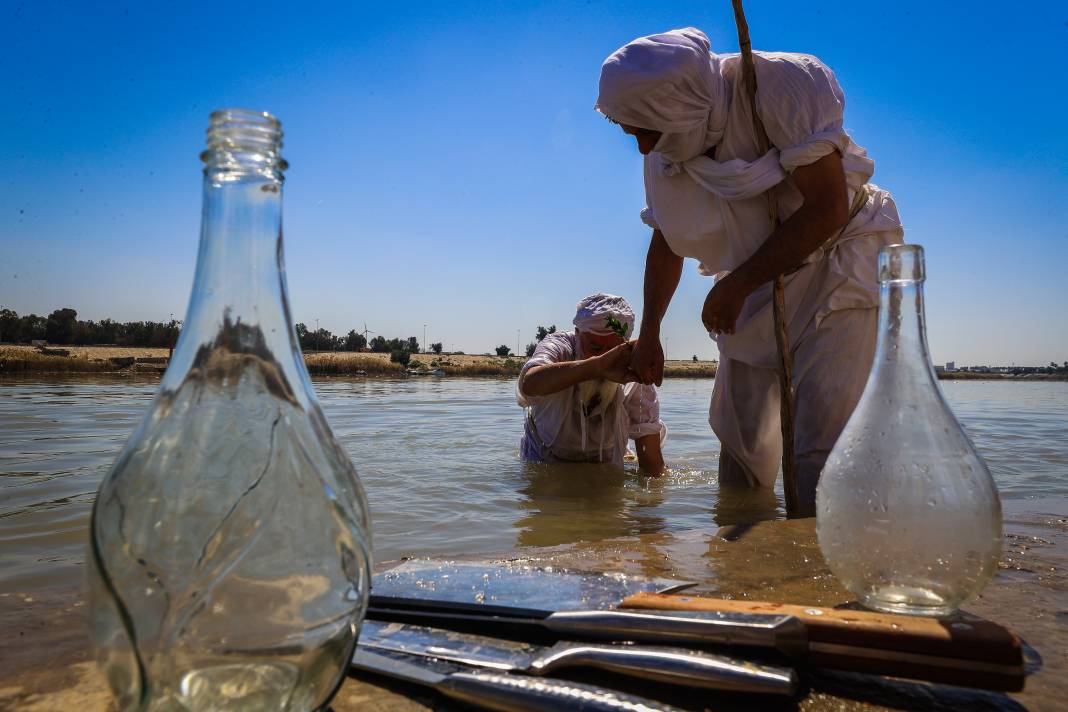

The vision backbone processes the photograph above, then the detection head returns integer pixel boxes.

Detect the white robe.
[516,332,666,466]
[641,52,904,491]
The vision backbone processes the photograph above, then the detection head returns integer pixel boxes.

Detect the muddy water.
[1,375,1066,710]
[1,375,1066,593]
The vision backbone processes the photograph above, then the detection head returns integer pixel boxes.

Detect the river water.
[1,375,1066,595]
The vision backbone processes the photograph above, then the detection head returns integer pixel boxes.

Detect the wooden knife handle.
[620,592,1024,692]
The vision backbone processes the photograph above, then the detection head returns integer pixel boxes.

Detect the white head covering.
[573,293,635,337]
[595,28,729,164]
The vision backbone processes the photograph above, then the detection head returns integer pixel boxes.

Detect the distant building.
[946,361,955,371]
[934,365,946,374]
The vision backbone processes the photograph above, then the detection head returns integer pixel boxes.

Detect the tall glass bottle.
[88,109,372,710]
[816,244,1001,617]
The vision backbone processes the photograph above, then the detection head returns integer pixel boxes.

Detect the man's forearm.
[723,199,846,296]
[724,152,850,297]
[641,230,684,335]
[521,358,602,397]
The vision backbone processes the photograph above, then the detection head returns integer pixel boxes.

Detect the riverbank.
[0,345,719,378]
[4,345,1065,381]
[2,500,1065,711]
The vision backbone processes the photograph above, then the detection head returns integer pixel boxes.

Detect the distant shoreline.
[0,345,719,378]
[2,345,1065,381]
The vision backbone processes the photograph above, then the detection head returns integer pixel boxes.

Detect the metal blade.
[351,647,447,688]
[361,620,537,672]
[372,560,695,612]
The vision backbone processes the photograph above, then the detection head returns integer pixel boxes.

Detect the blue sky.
[2,1,1065,365]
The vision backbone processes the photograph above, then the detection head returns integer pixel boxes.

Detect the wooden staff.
[730,0,800,516]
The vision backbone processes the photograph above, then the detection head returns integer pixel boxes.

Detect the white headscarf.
[595,28,729,164]
[572,293,635,337]
[596,28,787,198]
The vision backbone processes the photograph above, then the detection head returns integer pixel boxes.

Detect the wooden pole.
[729,0,801,516]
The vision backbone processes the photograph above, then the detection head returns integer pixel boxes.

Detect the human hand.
[629,335,664,386]
[596,341,637,384]
[702,278,747,335]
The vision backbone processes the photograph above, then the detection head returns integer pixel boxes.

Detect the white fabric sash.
[662,148,786,201]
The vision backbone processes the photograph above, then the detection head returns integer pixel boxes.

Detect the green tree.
[370,335,387,352]
[390,349,411,366]
[431,342,443,354]
[0,308,18,343]
[295,323,311,350]
[495,345,512,356]
[525,342,536,357]
[406,336,420,353]
[19,314,47,342]
[535,325,556,341]
[45,308,78,344]
[343,329,367,351]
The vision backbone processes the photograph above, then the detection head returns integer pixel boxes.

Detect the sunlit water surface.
[1,375,1065,593]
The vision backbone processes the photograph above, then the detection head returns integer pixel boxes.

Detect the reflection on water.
[515,462,668,547]
[711,486,781,530]
[1,375,1066,595]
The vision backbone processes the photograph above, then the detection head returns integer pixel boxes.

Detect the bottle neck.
[872,278,939,387]
[163,165,307,402]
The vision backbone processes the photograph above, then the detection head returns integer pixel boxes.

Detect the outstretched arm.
[521,341,634,397]
[632,230,684,386]
[701,150,850,334]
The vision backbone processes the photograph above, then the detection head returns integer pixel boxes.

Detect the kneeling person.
[517,293,666,474]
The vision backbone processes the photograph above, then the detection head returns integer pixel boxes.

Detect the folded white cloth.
[572,293,635,337]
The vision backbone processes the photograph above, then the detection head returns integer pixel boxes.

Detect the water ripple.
[1,374,1065,593]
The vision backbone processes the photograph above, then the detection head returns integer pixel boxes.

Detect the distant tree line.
[0,308,180,348]
[0,308,435,358]
[294,324,423,357]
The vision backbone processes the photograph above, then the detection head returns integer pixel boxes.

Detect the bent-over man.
[595,28,904,511]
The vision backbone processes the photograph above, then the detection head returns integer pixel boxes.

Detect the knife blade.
[368,595,808,659]
[371,560,697,613]
[352,647,686,712]
[359,619,798,696]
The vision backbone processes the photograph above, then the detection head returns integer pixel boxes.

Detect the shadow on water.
[512,461,668,548]
[711,484,782,536]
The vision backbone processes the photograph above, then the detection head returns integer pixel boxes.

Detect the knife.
[359,619,798,696]
[352,647,685,712]
[368,595,808,659]
[620,592,1026,692]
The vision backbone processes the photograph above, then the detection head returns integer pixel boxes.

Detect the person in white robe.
[517,293,666,474]
[595,28,904,512]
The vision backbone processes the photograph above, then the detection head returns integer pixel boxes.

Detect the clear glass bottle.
[88,109,372,710]
[816,244,1001,617]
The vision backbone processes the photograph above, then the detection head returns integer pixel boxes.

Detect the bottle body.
[816,244,1001,617]
[88,110,371,710]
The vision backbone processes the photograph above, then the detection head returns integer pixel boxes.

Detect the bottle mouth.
[201,108,288,176]
[878,243,925,284]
